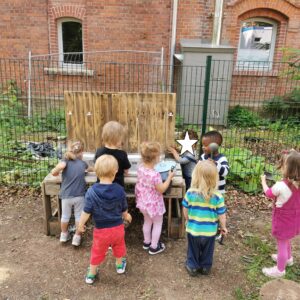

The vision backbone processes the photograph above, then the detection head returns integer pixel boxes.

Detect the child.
[168,129,198,190]
[182,160,227,276]
[261,150,300,278]
[200,131,229,194]
[78,155,132,284]
[135,142,175,254]
[51,140,88,246]
[94,121,131,187]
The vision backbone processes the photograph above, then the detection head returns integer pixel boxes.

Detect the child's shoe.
[149,241,165,255]
[185,264,198,277]
[199,267,211,275]
[60,231,71,243]
[85,268,97,285]
[143,242,151,250]
[262,266,285,278]
[72,234,81,246]
[116,258,127,274]
[271,254,294,266]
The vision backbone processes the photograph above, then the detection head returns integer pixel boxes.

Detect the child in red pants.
[78,155,132,284]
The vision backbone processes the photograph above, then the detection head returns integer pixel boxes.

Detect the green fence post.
[199,55,212,156]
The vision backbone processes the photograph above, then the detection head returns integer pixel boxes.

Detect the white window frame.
[236,18,277,71]
[57,18,84,68]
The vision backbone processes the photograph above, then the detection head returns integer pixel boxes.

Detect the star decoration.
[176,132,198,155]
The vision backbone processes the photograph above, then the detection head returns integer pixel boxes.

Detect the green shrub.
[221,147,280,193]
[263,88,300,120]
[228,106,265,128]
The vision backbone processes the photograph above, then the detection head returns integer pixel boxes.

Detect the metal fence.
[0,56,299,191]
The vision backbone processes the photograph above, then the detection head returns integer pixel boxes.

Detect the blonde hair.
[64,140,84,160]
[140,141,161,164]
[191,160,218,202]
[283,150,300,187]
[102,121,125,146]
[95,154,119,179]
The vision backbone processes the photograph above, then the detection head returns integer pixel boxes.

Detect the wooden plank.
[155,93,165,148]
[41,183,51,235]
[92,92,102,149]
[166,93,176,149]
[83,92,95,151]
[45,183,60,196]
[119,93,129,151]
[138,93,151,144]
[73,92,87,145]
[127,93,138,152]
[64,91,76,141]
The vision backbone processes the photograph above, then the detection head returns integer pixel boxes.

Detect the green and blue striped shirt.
[182,189,226,237]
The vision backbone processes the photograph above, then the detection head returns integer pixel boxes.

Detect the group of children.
[51,120,300,284]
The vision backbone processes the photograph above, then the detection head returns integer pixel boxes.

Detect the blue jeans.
[186,234,215,270]
[184,176,191,190]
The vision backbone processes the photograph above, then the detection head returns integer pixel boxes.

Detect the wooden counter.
[41,166,186,238]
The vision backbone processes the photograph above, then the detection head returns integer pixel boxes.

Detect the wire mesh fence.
[0,56,299,191]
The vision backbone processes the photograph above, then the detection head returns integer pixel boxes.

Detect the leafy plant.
[221,147,280,193]
[228,106,265,128]
[263,88,300,121]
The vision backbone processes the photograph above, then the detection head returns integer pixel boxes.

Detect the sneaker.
[85,269,97,285]
[262,266,285,278]
[116,258,127,274]
[199,267,211,275]
[60,231,71,243]
[72,234,81,246]
[271,254,294,266]
[185,264,198,277]
[149,242,165,255]
[143,242,151,250]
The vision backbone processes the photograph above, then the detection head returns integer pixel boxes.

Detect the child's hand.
[77,224,86,233]
[168,169,175,179]
[124,212,132,224]
[261,174,266,182]
[167,147,176,155]
[220,227,228,235]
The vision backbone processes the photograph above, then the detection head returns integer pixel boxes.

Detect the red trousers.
[90,224,126,265]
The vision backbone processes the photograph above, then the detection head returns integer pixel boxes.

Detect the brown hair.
[95,155,119,179]
[277,149,292,171]
[283,150,300,187]
[191,160,218,202]
[102,121,126,146]
[64,140,84,160]
[140,141,161,164]
[181,129,199,141]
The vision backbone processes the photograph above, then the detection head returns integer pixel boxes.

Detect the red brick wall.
[0,0,49,58]
[176,0,214,51]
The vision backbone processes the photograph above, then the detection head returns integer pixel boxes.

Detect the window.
[237,18,277,70]
[58,18,83,65]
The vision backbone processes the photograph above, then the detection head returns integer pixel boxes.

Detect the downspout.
[168,0,178,92]
[212,0,224,46]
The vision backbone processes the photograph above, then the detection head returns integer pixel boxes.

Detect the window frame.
[236,17,278,71]
[57,18,84,67]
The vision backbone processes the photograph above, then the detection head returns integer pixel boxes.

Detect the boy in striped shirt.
[200,131,229,194]
[182,161,227,276]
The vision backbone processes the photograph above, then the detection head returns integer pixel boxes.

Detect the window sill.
[44,67,95,76]
[233,70,279,77]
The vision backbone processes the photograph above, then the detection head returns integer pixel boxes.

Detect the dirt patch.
[0,186,277,300]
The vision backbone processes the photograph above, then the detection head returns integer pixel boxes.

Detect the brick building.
[1,0,299,62]
[0,0,299,121]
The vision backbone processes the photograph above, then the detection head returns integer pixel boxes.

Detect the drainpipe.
[212,0,224,46]
[168,0,178,92]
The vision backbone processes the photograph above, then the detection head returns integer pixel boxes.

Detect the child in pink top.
[135,142,175,255]
[261,150,300,278]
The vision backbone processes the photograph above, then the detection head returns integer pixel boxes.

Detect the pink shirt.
[135,165,166,218]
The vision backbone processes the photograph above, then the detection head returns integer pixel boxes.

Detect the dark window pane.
[62,21,83,64]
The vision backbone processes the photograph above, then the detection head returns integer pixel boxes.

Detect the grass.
[235,236,300,299]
